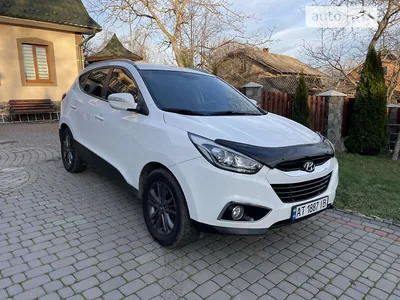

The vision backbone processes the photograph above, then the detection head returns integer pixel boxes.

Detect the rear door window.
[83,68,110,99]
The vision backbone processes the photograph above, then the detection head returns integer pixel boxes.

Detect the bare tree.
[87,0,269,67]
[118,23,152,61]
[302,0,400,102]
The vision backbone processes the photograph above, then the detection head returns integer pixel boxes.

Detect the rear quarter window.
[78,68,110,99]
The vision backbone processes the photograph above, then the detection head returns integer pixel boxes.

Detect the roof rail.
[186,67,211,74]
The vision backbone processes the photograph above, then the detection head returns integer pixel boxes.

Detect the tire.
[61,128,86,173]
[142,168,197,247]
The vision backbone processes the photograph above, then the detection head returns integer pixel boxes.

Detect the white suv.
[59,60,339,247]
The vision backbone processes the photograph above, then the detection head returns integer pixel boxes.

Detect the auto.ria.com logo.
[306,6,378,28]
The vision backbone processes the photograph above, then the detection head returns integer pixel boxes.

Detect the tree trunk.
[171,41,184,67]
[393,131,400,160]
[368,1,394,49]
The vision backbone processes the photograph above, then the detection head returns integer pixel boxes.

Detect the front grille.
[276,155,332,172]
[271,173,332,203]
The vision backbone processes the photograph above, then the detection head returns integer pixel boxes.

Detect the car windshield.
[139,70,264,116]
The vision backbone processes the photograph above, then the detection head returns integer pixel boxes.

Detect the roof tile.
[0,0,101,31]
[88,34,143,62]
[229,48,326,77]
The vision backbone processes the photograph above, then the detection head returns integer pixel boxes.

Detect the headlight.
[188,133,263,174]
[322,136,335,156]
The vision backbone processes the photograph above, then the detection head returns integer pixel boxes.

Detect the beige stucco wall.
[0,23,81,104]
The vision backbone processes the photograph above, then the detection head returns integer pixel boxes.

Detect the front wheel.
[142,169,197,247]
[61,128,86,173]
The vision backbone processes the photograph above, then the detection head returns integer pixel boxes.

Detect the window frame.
[22,44,51,83]
[17,38,57,86]
[383,66,388,76]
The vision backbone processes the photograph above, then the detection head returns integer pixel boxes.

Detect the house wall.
[0,23,82,105]
[347,60,400,92]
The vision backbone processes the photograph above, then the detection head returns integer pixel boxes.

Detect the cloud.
[232,0,318,59]
[271,25,317,58]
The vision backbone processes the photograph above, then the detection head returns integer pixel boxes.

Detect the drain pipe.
[78,32,97,71]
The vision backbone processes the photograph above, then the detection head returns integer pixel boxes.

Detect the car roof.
[82,59,213,76]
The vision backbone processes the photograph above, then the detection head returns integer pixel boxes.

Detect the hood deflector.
[215,138,334,169]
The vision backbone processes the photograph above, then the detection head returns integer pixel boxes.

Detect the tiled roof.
[228,48,326,77]
[88,34,143,62]
[261,75,325,94]
[0,0,101,31]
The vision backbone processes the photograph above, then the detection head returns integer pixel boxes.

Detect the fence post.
[242,82,263,106]
[317,90,347,152]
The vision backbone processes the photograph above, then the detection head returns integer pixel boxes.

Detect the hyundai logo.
[303,161,315,172]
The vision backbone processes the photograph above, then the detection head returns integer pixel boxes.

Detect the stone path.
[0,122,399,300]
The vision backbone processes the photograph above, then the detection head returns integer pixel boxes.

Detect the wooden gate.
[341,97,355,137]
[261,91,326,133]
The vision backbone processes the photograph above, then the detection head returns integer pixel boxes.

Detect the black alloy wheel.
[147,181,177,235]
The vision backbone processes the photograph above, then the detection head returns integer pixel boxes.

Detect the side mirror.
[108,93,138,111]
[249,99,258,106]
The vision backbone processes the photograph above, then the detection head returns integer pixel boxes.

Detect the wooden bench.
[9,99,57,122]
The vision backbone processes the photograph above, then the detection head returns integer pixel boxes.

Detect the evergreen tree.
[293,73,311,128]
[345,48,388,155]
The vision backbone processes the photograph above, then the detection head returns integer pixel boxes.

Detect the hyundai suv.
[59,60,338,247]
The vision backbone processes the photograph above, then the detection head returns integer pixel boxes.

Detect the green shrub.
[345,48,388,155]
[293,73,311,128]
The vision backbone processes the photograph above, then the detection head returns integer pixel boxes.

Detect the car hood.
[163,112,321,148]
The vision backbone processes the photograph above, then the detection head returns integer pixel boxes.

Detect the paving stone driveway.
[0,122,400,300]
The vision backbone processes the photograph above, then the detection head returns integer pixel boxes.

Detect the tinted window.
[84,68,109,98]
[79,73,89,91]
[139,70,262,116]
[106,68,140,102]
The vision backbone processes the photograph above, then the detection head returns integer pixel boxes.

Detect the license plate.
[291,197,328,220]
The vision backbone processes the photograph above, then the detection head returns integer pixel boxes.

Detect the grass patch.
[336,153,400,222]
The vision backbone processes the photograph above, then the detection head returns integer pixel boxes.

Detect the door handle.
[71,105,77,110]
[95,114,104,121]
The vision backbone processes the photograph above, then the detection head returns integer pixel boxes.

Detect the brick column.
[242,82,263,105]
[317,90,347,152]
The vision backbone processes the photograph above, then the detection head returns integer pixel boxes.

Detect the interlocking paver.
[1,123,400,300]
[82,286,103,299]
[194,281,219,298]
[7,284,23,296]
[120,279,146,296]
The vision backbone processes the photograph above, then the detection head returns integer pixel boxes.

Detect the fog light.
[232,205,244,220]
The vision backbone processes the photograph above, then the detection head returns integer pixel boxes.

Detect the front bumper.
[170,156,339,233]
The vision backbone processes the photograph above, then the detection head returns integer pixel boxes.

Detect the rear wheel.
[142,169,197,247]
[61,128,86,173]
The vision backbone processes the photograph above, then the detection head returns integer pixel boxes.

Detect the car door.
[76,68,111,153]
[92,66,148,183]
[65,72,89,143]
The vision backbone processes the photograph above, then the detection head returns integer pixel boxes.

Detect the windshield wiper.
[206,111,261,116]
[163,108,205,116]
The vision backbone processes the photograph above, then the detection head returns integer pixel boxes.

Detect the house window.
[383,66,388,75]
[22,44,50,82]
[17,38,57,86]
